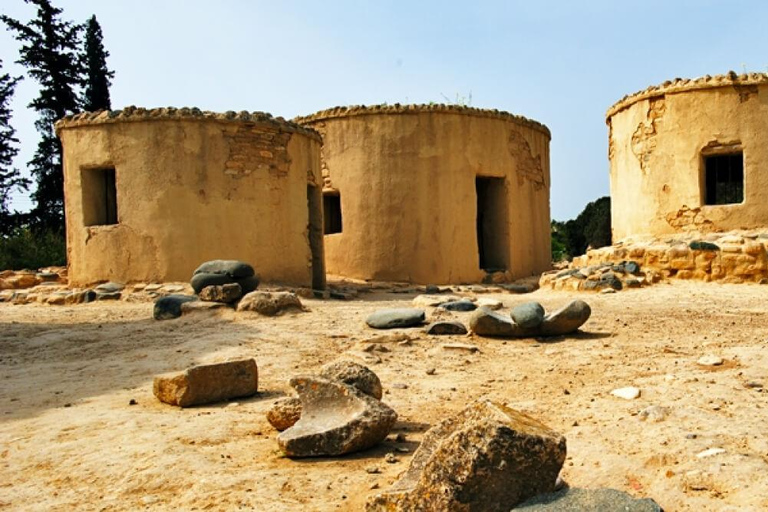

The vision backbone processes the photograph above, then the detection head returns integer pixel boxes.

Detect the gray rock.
[190,272,234,294]
[95,291,121,301]
[277,376,397,457]
[366,400,566,511]
[501,283,535,293]
[199,283,242,303]
[153,294,198,320]
[319,360,383,400]
[193,259,254,278]
[153,358,258,407]
[234,275,260,294]
[425,320,468,335]
[599,273,623,291]
[689,241,719,251]
[625,261,641,275]
[470,308,534,337]
[439,299,477,312]
[517,487,662,511]
[267,397,303,431]
[424,284,440,294]
[94,281,125,293]
[625,277,642,288]
[366,308,425,329]
[540,300,591,336]
[236,291,303,316]
[510,301,546,329]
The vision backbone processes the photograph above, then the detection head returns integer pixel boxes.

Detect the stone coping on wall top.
[54,106,322,141]
[293,104,551,138]
[606,71,768,120]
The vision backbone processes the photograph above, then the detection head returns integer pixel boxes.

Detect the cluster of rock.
[267,361,397,457]
[568,230,768,285]
[540,261,652,293]
[1,278,131,305]
[470,300,591,337]
[153,260,304,320]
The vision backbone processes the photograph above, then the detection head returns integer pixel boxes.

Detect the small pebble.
[696,447,726,458]
[385,453,398,464]
[365,466,381,474]
[426,368,436,375]
[697,355,723,366]
[128,399,138,406]
[610,387,641,400]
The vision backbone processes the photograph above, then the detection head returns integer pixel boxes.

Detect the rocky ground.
[1,280,767,511]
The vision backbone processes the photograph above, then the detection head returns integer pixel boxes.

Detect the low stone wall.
[570,231,768,285]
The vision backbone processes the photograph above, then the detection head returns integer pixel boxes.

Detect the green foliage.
[0,59,29,234]
[2,0,84,232]
[552,196,612,260]
[439,91,473,106]
[82,15,113,111]
[0,227,66,270]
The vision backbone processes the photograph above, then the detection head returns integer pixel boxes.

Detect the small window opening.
[82,167,118,226]
[704,153,743,205]
[323,192,342,234]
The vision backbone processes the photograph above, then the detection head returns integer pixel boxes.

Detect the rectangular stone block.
[153,359,258,407]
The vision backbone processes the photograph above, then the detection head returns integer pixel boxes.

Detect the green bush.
[0,227,66,270]
[551,196,612,260]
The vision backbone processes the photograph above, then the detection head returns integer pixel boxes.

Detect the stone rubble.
[236,291,304,316]
[153,358,258,407]
[366,400,566,511]
[469,300,591,338]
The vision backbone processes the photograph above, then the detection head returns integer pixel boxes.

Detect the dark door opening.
[82,167,118,226]
[476,177,509,271]
[307,184,326,290]
[704,153,743,205]
[323,192,342,234]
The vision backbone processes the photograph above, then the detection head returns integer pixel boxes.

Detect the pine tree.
[0,59,29,235]
[1,0,83,231]
[82,15,113,112]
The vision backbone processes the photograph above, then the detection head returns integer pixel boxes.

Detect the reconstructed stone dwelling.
[56,108,326,288]
[607,72,768,241]
[296,104,552,284]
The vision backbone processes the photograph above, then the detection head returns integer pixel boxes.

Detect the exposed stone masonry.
[222,124,292,178]
[294,103,551,139]
[54,106,321,141]
[509,130,546,189]
[606,71,767,118]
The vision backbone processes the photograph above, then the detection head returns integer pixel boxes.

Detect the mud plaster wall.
[608,79,768,241]
[303,109,551,284]
[58,117,321,286]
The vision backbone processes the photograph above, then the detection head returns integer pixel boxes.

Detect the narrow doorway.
[475,177,509,271]
[306,184,326,290]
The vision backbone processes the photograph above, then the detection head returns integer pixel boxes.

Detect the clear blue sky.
[2,0,767,220]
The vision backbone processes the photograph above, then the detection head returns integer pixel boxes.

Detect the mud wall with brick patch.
[56,108,323,286]
[607,73,768,241]
[297,105,552,284]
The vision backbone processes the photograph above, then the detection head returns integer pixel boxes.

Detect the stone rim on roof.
[294,103,551,139]
[54,106,322,141]
[606,71,768,120]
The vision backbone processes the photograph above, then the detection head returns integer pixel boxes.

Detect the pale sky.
[2,0,767,220]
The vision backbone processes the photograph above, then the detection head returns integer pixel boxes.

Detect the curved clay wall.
[607,72,768,241]
[56,107,325,287]
[296,104,551,284]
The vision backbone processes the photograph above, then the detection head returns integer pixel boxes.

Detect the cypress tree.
[2,0,83,231]
[82,15,113,112]
[0,59,29,234]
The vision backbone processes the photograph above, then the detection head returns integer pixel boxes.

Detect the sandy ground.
[1,281,768,511]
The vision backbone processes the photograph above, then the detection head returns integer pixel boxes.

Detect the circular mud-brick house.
[295,104,552,284]
[607,72,768,241]
[56,107,326,288]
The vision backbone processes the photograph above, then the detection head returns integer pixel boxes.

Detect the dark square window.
[323,193,342,234]
[82,167,118,226]
[704,153,743,205]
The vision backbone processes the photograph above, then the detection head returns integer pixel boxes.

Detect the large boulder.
[153,358,258,407]
[366,308,426,329]
[236,291,303,316]
[440,299,477,312]
[540,300,591,336]
[426,320,468,335]
[517,487,662,511]
[190,260,259,294]
[277,376,397,457]
[366,400,566,511]
[510,301,546,329]
[319,360,383,400]
[267,397,303,431]
[469,308,535,337]
[153,294,198,320]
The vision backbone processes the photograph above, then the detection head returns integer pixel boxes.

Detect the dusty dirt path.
[1,281,767,511]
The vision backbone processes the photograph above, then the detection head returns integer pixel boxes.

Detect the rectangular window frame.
[81,166,119,227]
[700,144,744,207]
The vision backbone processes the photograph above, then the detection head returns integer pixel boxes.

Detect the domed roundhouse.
[607,72,768,240]
[295,104,552,285]
[56,107,326,288]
